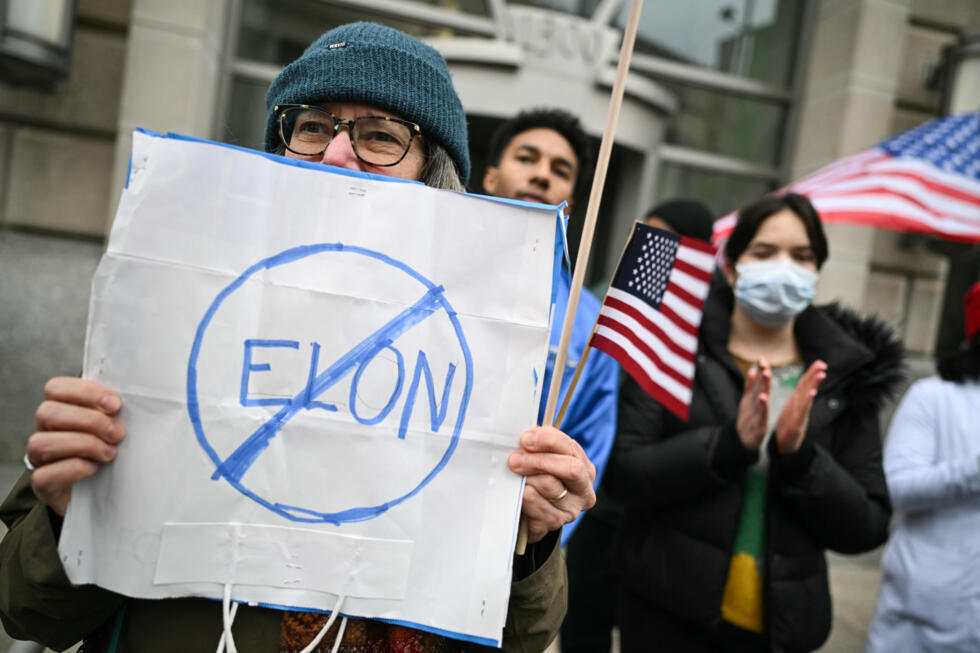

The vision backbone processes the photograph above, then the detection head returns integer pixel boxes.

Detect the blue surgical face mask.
[733,259,818,327]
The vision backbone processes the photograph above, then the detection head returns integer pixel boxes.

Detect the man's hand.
[775,360,827,455]
[508,426,596,545]
[26,377,125,517]
[736,357,771,451]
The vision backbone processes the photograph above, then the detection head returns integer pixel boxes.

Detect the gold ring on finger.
[548,488,568,503]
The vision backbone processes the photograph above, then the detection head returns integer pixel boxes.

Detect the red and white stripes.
[591,236,715,420]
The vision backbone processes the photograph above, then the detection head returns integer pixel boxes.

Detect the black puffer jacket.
[607,282,905,653]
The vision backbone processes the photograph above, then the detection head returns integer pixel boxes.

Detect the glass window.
[619,0,805,88]
[506,0,601,19]
[660,81,787,165]
[220,76,269,151]
[656,162,775,219]
[420,0,493,15]
[237,0,491,67]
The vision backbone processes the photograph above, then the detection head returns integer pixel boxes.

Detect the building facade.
[0,0,977,462]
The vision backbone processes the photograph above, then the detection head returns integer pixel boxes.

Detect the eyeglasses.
[275,104,422,167]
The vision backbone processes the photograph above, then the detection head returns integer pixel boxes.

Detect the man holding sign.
[0,22,594,652]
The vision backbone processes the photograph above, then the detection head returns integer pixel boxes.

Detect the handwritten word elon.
[239,338,457,438]
[188,243,474,524]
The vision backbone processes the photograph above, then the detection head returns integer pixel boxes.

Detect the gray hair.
[422,142,465,191]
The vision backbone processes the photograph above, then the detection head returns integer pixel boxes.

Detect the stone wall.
[0,0,132,461]
[0,232,103,462]
[794,0,979,355]
[0,0,232,464]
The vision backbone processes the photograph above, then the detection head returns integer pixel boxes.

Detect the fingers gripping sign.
[508,426,596,544]
[28,377,126,517]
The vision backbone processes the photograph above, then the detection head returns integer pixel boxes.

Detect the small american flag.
[590,223,715,420]
[713,112,980,243]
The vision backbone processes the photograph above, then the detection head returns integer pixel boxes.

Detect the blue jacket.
[538,267,619,543]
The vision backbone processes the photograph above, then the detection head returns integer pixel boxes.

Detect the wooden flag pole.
[553,338,592,429]
[516,0,644,555]
[541,0,643,427]
[554,220,642,429]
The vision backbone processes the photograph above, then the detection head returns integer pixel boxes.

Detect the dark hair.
[937,334,980,382]
[644,199,715,241]
[486,108,594,193]
[724,193,829,268]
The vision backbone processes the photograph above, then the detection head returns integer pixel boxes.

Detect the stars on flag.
[591,222,716,420]
[880,112,979,178]
[712,112,980,245]
[627,231,679,308]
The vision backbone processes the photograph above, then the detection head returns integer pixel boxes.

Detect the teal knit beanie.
[265,22,470,184]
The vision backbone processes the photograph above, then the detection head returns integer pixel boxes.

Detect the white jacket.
[867,377,980,653]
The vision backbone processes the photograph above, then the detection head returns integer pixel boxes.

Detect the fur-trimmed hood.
[814,302,907,412]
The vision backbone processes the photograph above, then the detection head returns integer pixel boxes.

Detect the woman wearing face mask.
[607,193,905,653]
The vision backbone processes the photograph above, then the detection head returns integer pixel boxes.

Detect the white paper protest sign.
[58,130,559,646]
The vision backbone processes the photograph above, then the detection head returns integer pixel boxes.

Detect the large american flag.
[713,112,980,243]
[590,223,715,420]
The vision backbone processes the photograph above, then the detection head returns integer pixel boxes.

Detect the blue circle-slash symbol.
[186,243,474,524]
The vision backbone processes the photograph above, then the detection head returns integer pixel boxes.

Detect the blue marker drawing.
[215,285,445,483]
[349,344,405,426]
[303,342,340,412]
[397,351,456,440]
[240,339,300,407]
[187,243,474,524]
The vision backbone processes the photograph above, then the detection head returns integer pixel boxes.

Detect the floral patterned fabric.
[280,611,462,653]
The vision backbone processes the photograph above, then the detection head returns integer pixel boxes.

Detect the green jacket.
[0,471,566,652]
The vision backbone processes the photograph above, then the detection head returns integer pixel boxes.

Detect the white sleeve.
[884,380,980,513]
